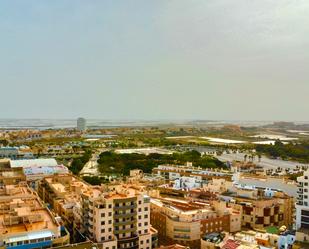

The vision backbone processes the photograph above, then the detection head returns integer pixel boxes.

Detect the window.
[101,221,105,225]
[108,204,112,208]
[108,220,112,224]
[101,213,105,217]
[101,229,105,233]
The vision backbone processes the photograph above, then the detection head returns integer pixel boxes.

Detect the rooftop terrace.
[0,184,60,241]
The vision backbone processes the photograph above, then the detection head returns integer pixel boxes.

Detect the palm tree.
[258,154,262,162]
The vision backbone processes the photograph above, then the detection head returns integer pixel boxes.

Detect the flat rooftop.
[11,158,58,168]
[0,185,59,238]
[151,197,214,214]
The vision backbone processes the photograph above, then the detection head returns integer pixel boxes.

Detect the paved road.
[80,149,107,176]
[216,152,308,170]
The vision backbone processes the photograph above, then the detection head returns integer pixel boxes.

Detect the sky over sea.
[1,1,308,121]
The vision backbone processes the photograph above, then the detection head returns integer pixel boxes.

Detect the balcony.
[114,204,137,210]
[297,195,304,200]
[114,212,137,219]
[114,227,137,234]
[118,234,139,243]
[114,219,136,226]
[144,197,150,203]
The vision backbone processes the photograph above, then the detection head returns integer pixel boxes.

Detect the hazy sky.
[1,1,308,121]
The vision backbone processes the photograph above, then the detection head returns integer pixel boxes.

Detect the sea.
[0,119,307,130]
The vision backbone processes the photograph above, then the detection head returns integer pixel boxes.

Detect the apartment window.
[138,215,142,219]
[108,204,112,208]
[108,236,112,240]
[108,220,112,224]
[109,212,112,216]
[144,229,148,233]
[101,213,105,217]
[144,222,148,226]
[108,228,112,232]
[144,215,148,218]
[139,200,142,204]
[101,221,105,225]
[138,208,142,212]
[141,241,144,244]
[146,239,149,243]
[101,229,105,233]
[145,207,148,211]
[139,223,141,227]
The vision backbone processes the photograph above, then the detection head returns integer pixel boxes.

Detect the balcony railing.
[114,212,137,218]
[114,204,137,210]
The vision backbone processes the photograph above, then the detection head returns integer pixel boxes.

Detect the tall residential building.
[39,174,158,249]
[296,170,309,243]
[77,118,86,131]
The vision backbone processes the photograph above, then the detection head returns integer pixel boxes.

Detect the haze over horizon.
[1,1,308,121]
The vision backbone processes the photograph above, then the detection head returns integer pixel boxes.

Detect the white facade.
[173,176,202,190]
[296,170,309,242]
[86,187,153,249]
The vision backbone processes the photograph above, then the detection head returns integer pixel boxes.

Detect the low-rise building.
[10,159,69,189]
[0,182,69,249]
[221,185,293,231]
[201,229,296,249]
[153,164,232,182]
[150,197,239,249]
[0,147,19,159]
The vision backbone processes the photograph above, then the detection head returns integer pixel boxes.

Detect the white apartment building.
[78,185,155,249]
[296,169,309,242]
[39,175,157,249]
